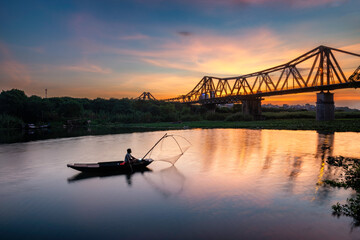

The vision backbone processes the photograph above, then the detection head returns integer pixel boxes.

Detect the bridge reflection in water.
[65,130,357,204]
[2,129,360,239]
[181,129,358,207]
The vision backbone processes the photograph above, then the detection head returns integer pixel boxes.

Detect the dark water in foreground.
[0,129,359,239]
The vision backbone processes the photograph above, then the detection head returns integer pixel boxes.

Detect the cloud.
[176,0,347,8]
[78,27,300,98]
[177,31,193,37]
[31,72,197,99]
[340,42,360,53]
[113,72,198,98]
[281,0,347,8]
[96,26,360,101]
[62,63,112,74]
[117,34,150,41]
[106,24,359,78]
[0,42,32,87]
[113,27,298,76]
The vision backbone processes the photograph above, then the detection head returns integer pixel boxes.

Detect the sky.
[0,0,360,107]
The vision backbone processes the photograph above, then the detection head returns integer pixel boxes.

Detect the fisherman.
[124,148,137,164]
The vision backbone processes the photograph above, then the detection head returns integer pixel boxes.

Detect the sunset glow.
[0,0,359,107]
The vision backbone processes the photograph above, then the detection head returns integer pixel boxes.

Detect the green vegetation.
[263,111,315,119]
[125,119,360,132]
[332,195,360,227]
[324,156,360,227]
[0,89,203,128]
[0,114,24,129]
[1,89,360,132]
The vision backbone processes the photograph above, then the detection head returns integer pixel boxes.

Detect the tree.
[0,89,27,118]
[59,100,83,118]
[24,95,43,122]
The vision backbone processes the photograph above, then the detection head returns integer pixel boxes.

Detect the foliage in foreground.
[332,195,360,227]
[326,156,360,191]
[325,156,360,226]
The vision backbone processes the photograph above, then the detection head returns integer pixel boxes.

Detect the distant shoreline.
[3,118,360,132]
[122,118,360,132]
[2,118,360,144]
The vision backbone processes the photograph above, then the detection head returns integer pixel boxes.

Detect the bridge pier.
[316,91,334,121]
[242,98,262,119]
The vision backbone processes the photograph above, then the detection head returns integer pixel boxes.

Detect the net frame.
[148,134,191,165]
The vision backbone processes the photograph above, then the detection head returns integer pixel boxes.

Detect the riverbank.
[123,118,360,132]
[1,118,359,144]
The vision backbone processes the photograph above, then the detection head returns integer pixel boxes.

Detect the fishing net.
[144,166,185,198]
[147,134,191,165]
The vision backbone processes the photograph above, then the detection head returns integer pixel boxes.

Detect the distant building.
[261,103,358,112]
[218,103,234,108]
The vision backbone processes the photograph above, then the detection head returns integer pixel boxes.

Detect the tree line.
[0,89,245,129]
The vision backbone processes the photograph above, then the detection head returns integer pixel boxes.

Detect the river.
[0,129,359,239]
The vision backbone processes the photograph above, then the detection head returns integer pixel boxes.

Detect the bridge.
[164,45,360,120]
[136,92,157,100]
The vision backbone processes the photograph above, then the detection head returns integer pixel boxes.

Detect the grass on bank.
[2,109,360,132]
[119,118,360,132]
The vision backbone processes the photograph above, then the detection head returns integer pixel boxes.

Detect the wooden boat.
[67,133,170,173]
[67,159,153,172]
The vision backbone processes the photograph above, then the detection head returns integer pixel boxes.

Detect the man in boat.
[124,148,137,164]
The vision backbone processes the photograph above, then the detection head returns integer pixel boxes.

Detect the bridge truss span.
[165,45,360,104]
[136,92,157,100]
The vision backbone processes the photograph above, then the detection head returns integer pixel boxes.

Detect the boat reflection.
[67,164,186,198]
[67,168,152,185]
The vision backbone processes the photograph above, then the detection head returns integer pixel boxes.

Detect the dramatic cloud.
[1,0,358,108]
[61,23,359,101]
[115,28,302,76]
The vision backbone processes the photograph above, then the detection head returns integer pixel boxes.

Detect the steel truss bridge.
[136,92,157,100]
[164,46,360,105]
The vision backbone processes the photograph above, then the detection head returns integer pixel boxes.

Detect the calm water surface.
[0,129,359,239]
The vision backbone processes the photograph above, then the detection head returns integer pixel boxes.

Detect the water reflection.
[313,131,335,203]
[315,131,334,160]
[1,129,360,239]
[188,130,355,205]
[0,127,168,144]
[67,164,186,198]
[67,168,152,185]
[312,131,357,206]
[144,165,186,198]
[289,156,302,179]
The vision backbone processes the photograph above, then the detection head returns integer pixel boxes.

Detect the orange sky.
[1,0,360,108]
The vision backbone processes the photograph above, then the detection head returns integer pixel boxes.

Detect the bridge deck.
[196,81,360,104]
